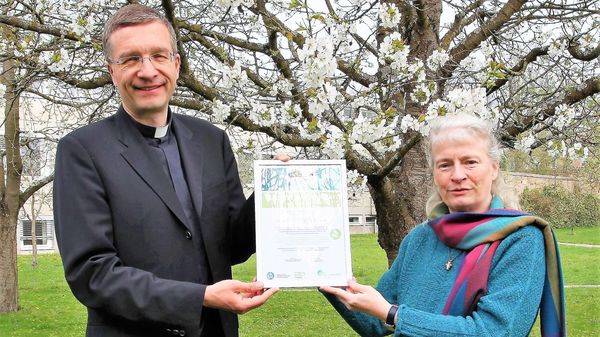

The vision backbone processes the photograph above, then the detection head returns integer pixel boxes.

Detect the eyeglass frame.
[106,51,177,69]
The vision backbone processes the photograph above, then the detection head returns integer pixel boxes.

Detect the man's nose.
[137,57,159,77]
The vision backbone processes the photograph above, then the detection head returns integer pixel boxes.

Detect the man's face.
[107,21,180,120]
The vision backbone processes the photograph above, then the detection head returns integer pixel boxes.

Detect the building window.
[349,216,361,226]
[21,219,53,246]
[365,216,377,225]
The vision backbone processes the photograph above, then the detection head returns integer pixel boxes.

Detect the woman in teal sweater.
[321,113,565,337]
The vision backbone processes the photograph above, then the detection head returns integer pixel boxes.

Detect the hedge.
[520,185,600,228]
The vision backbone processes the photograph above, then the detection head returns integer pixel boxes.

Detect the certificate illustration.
[254,160,352,288]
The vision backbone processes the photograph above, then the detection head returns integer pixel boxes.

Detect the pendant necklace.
[445,248,462,271]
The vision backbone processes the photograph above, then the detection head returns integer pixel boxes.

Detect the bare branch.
[19,173,54,209]
[442,0,527,78]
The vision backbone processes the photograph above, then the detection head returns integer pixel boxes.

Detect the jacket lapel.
[114,108,193,232]
[172,116,204,219]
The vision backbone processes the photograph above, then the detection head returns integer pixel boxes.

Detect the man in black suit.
[53,4,279,337]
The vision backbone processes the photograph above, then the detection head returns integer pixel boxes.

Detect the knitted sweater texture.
[325,224,545,337]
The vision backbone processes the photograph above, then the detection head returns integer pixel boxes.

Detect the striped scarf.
[428,196,566,337]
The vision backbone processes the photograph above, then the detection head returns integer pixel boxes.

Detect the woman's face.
[432,130,499,213]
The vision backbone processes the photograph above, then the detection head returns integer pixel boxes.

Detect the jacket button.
[185,230,192,240]
[179,330,186,336]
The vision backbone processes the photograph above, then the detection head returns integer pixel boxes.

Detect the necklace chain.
[445,248,462,271]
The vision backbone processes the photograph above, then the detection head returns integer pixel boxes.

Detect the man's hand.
[204,280,279,314]
[320,278,392,321]
[273,153,290,162]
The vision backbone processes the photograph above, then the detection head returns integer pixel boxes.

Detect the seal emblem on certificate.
[254,160,352,288]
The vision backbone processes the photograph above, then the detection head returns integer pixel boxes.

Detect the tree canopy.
[1,0,599,261]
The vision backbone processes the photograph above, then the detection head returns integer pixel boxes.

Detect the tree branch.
[376,134,421,177]
[19,173,54,209]
[501,76,600,140]
[568,40,600,61]
[486,46,548,95]
[439,0,484,50]
[0,14,89,43]
[441,0,527,78]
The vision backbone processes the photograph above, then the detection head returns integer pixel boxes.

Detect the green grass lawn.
[1,232,598,337]
[554,227,600,245]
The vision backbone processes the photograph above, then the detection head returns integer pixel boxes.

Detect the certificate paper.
[254,160,352,288]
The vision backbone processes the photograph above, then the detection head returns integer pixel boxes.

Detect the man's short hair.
[102,4,178,61]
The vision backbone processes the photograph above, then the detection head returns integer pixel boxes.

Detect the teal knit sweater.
[325,223,545,337]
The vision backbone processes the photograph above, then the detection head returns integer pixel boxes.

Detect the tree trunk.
[373,0,441,266]
[31,195,38,268]
[0,22,23,313]
[0,214,18,313]
[368,142,431,266]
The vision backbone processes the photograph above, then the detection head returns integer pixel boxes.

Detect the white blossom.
[249,101,276,127]
[299,119,323,141]
[280,101,302,125]
[216,0,253,8]
[427,50,449,70]
[43,49,71,73]
[220,62,248,89]
[548,38,569,58]
[211,100,231,122]
[298,36,337,88]
[379,3,401,29]
[346,169,367,192]
[379,32,411,74]
[322,128,345,159]
[410,82,435,104]
[552,104,576,129]
[515,134,536,151]
[400,114,419,133]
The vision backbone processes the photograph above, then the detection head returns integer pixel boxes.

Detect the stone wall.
[503,172,588,195]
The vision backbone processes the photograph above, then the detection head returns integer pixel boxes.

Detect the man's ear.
[175,53,181,79]
[107,64,116,85]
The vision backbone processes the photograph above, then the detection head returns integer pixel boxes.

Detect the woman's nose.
[450,165,467,181]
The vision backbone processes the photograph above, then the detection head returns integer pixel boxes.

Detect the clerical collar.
[127,109,173,139]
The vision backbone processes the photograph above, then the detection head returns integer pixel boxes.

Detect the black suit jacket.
[53,107,255,337]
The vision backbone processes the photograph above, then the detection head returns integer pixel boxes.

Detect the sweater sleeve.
[323,226,421,337]
[393,226,546,337]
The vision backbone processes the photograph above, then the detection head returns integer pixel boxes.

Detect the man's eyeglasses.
[108,52,175,69]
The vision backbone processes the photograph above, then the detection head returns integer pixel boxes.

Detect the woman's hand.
[320,278,393,321]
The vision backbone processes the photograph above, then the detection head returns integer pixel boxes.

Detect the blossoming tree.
[1,0,599,312]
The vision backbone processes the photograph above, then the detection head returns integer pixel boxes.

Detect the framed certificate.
[254,160,353,288]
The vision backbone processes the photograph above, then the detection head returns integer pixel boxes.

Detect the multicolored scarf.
[428,196,565,337]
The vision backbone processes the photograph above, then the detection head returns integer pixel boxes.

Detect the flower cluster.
[552,104,576,129]
[547,140,589,161]
[322,128,345,159]
[548,38,569,59]
[216,0,254,8]
[211,99,231,122]
[346,169,368,192]
[219,62,249,89]
[298,36,338,88]
[41,49,71,73]
[379,32,410,74]
[69,16,95,43]
[515,134,536,152]
[379,3,401,29]
[427,50,449,70]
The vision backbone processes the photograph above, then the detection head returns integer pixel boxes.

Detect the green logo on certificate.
[329,228,341,240]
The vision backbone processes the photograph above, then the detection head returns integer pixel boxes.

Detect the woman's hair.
[424,113,520,215]
[102,4,178,61]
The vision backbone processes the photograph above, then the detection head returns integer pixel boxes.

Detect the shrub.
[520,185,600,228]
